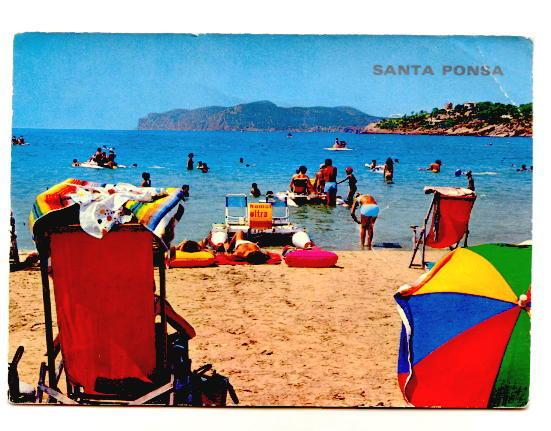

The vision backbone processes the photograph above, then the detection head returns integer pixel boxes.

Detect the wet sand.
[9,249,444,407]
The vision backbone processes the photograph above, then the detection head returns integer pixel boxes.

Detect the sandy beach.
[9,248,445,407]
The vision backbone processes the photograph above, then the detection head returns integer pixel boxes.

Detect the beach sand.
[9,249,445,407]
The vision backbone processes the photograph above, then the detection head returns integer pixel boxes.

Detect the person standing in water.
[321,159,338,206]
[141,172,151,187]
[383,157,394,183]
[337,167,357,205]
[351,193,379,250]
[250,183,261,197]
[187,153,194,171]
[466,171,475,191]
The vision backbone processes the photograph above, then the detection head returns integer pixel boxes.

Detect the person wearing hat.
[337,166,358,206]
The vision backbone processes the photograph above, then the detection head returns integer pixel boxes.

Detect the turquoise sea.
[11,129,532,251]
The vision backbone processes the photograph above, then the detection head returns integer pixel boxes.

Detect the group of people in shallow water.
[11,135,26,145]
[187,153,210,173]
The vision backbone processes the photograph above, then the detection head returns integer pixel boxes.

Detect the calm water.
[11,129,532,251]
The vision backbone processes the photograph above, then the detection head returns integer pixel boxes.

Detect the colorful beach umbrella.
[395,243,531,408]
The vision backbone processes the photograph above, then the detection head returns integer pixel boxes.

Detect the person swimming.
[141,172,151,187]
[187,153,194,171]
[290,165,313,195]
[72,158,80,166]
[350,193,379,249]
[422,159,442,173]
[251,183,261,198]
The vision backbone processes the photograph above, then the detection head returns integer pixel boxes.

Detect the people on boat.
[220,230,271,264]
[200,162,209,173]
[314,164,326,194]
[11,136,18,145]
[333,138,346,149]
[91,147,102,163]
[321,159,338,206]
[106,149,117,168]
[466,170,475,191]
[383,158,394,182]
[351,193,379,250]
[289,166,314,195]
[251,183,261,198]
[17,136,25,145]
[337,167,357,205]
[368,160,377,170]
[187,153,194,171]
[141,172,151,187]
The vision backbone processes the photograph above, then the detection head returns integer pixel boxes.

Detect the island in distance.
[137,101,381,132]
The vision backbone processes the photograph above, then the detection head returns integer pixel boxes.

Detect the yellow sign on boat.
[248,203,272,229]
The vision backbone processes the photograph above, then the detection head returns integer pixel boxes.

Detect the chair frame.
[34,223,176,405]
[409,192,476,269]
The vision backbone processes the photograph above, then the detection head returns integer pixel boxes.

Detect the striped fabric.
[30,178,184,247]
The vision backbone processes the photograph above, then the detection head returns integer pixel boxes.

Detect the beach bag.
[191,365,239,406]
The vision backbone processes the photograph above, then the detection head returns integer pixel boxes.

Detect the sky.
[12,33,532,130]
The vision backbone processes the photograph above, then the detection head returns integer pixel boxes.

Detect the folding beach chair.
[23,179,238,406]
[265,195,290,226]
[409,186,477,268]
[225,194,248,226]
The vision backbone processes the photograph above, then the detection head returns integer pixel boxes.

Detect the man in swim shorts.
[321,159,338,206]
[351,193,379,249]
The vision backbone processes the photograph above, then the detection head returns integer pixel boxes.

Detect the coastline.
[9,249,445,407]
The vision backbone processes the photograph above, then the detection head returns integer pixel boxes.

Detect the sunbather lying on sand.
[220,230,271,264]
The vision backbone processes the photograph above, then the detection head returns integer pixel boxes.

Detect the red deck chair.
[34,222,182,405]
[409,186,476,268]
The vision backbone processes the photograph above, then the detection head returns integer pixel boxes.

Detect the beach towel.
[214,252,282,266]
[30,178,185,248]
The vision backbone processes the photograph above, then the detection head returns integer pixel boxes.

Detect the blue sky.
[12,34,532,129]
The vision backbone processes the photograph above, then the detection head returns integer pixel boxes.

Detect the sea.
[11,129,532,251]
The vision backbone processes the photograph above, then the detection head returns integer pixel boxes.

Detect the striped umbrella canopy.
[395,243,531,408]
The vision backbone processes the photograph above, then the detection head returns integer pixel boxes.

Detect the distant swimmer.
[351,193,379,250]
[466,170,475,191]
[251,182,261,198]
[187,153,194,171]
[72,158,80,167]
[455,169,462,177]
[321,159,338,206]
[517,164,528,172]
[181,184,190,198]
[141,172,151,187]
[383,158,394,183]
[290,165,314,195]
[337,167,357,205]
[421,159,442,173]
[201,162,210,173]
[239,157,244,163]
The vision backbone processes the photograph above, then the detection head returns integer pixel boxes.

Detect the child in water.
[337,167,357,205]
[141,172,151,187]
[250,183,261,197]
